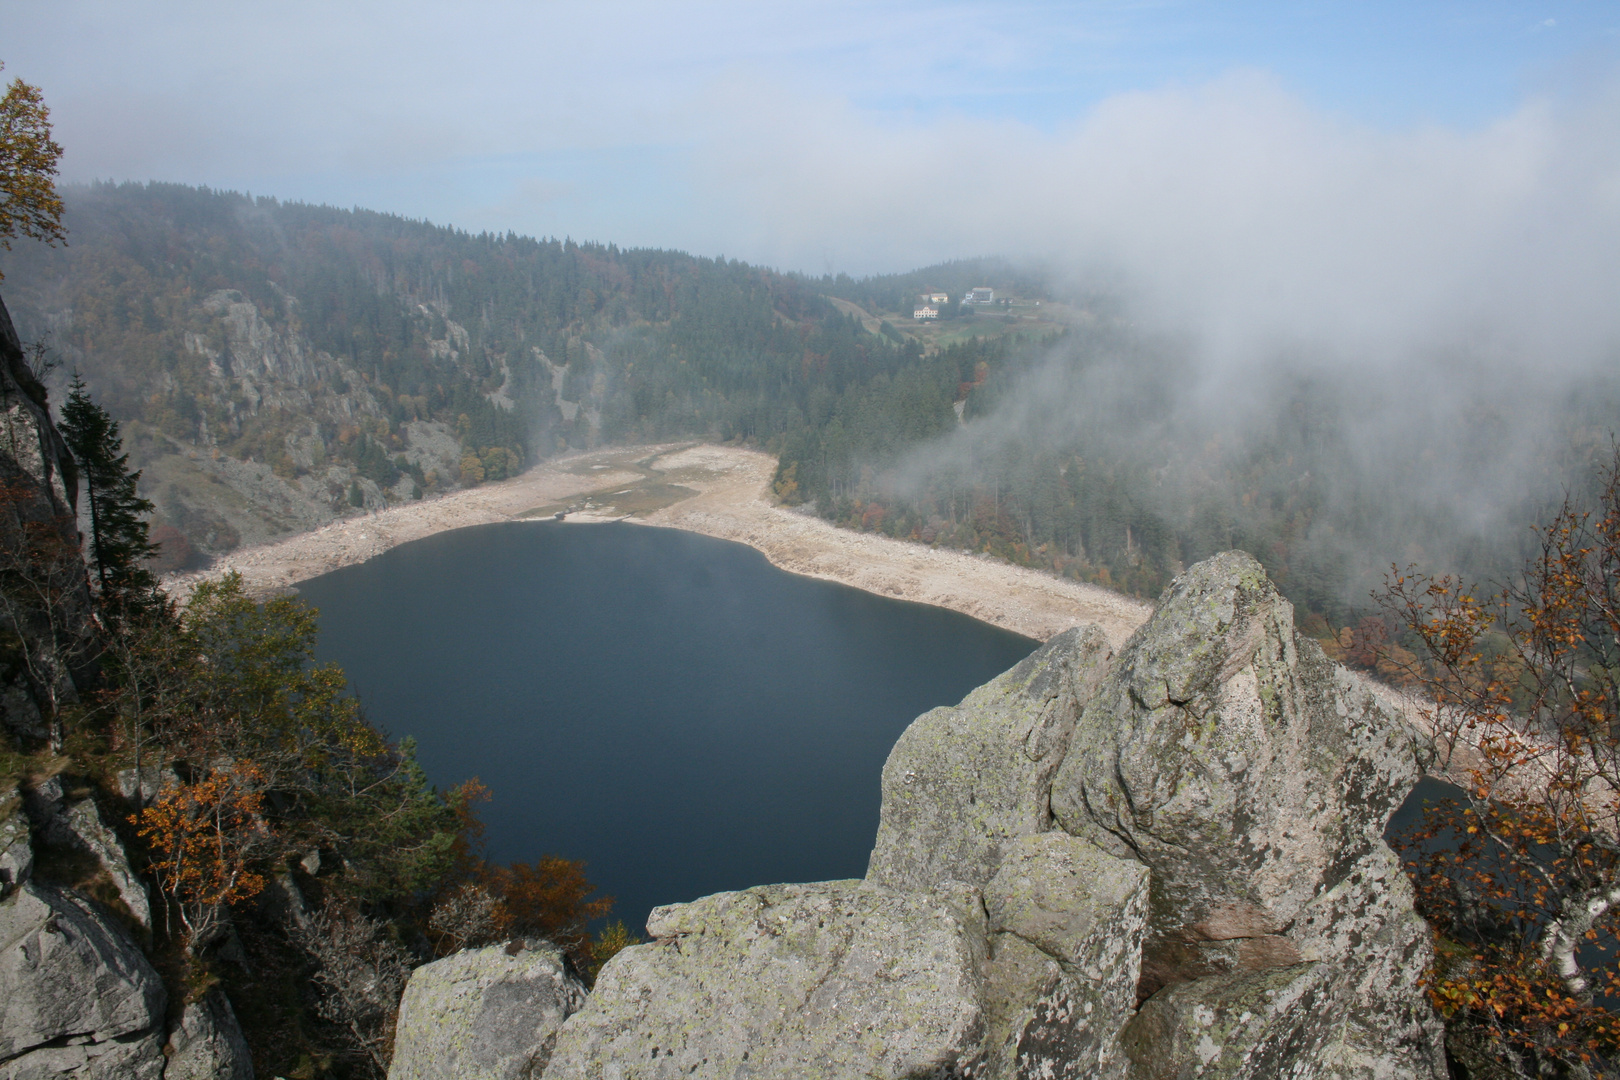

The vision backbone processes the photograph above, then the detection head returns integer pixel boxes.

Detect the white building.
[913,306,938,320]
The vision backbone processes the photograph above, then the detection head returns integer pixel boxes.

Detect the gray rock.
[1049,551,1444,1077]
[389,941,585,1080]
[0,794,33,895]
[543,880,986,1080]
[1051,553,1428,972]
[0,883,164,1060]
[116,765,179,808]
[1121,961,1332,1080]
[23,780,151,928]
[163,988,254,1080]
[867,625,1114,892]
[980,833,1150,1079]
[58,799,151,929]
[22,777,62,833]
[0,1029,166,1079]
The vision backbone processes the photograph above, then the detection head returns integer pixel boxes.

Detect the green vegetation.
[58,373,161,620]
[2,471,619,1077]
[12,183,1614,635]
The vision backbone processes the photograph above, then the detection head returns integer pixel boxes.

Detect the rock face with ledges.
[163,988,254,1080]
[523,552,1445,1079]
[1052,554,1426,969]
[1052,552,1444,1078]
[979,833,1149,1079]
[867,625,1114,893]
[0,883,166,1077]
[389,941,586,1080]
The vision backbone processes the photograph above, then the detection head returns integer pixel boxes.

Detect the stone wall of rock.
[0,293,258,1079]
[390,940,586,1080]
[510,552,1445,1080]
[0,786,255,1080]
[0,293,97,739]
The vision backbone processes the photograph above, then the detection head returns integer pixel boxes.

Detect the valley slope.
[173,443,1152,645]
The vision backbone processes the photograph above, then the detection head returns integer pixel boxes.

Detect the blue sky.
[5,1,1614,270]
[4,1,1619,383]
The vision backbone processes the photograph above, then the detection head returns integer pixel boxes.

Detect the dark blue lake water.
[297,521,1038,933]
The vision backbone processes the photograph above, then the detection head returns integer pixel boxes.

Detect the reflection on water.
[298,521,1038,932]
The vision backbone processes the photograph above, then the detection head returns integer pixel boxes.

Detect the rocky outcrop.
[979,832,1150,1079]
[389,941,586,1080]
[163,989,253,1080]
[0,781,255,1080]
[0,294,95,726]
[25,776,151,929]
[1052,552,1443,1078]
[545,881,986,1079]
[518,552,1443,1078]
[0,883,166,1077]
[867,624,1115,893]
[0,796,33,897]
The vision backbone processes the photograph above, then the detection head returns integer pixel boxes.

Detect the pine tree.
[58,373,160,618]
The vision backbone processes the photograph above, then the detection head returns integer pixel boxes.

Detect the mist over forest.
[3,177,1616,636]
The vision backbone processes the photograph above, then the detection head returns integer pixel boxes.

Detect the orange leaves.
[482,856,615,957]
[1382,442,1620,1070]
[1426,952,1618,1062]
[133,762,273,912]
[0,64,67,271]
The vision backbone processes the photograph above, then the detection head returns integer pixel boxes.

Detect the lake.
[297,521,1038,933]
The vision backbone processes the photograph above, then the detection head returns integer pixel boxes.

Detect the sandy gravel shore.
[166,443,1153,645]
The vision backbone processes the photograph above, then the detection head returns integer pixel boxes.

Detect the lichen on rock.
[867,624,1113,893]
[389,940,586,1080]
[516,552,1444,1079]
[544,880,986,1079]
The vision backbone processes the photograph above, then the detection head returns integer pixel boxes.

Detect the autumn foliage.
[133,761,272,944]
[1382,445,1620,1075]
[484,857,615,958]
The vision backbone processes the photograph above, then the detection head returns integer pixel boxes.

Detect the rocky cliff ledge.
[392,551,1444,1080]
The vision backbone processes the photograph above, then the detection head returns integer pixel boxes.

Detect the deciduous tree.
[1383,444,1620,1074]
[133,760,274,948]
[0,62,64,276]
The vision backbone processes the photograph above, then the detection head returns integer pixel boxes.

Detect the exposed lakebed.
[298,521,1038,932]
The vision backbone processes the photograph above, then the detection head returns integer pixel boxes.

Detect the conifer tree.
[58,373,159,618]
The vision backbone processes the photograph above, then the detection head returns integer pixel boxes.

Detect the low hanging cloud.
[687,68,1620,589]
[700,68,1620,378]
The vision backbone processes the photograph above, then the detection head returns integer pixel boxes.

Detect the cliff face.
[0,296,255,1078]
[0,293,97,730]
[398,552,1443,1080]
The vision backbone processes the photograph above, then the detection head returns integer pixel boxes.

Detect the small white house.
[967,287,994,304]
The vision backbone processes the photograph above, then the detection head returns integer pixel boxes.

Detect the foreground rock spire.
[393,551,1445,1079]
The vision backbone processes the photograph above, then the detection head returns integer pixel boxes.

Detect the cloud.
[672,64,1620,593]
[695,67,1620,376]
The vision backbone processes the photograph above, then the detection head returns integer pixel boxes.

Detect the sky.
[6,1,1620,578]
[5,1,1617,277]
[6,2,1620,407]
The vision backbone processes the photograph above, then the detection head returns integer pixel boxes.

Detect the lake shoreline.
[163,443,1154,645]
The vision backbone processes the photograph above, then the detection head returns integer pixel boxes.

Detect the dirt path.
[166,443,1153,644]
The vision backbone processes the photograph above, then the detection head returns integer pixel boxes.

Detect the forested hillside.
[5,182,1616,633]
[0,182,912,562]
